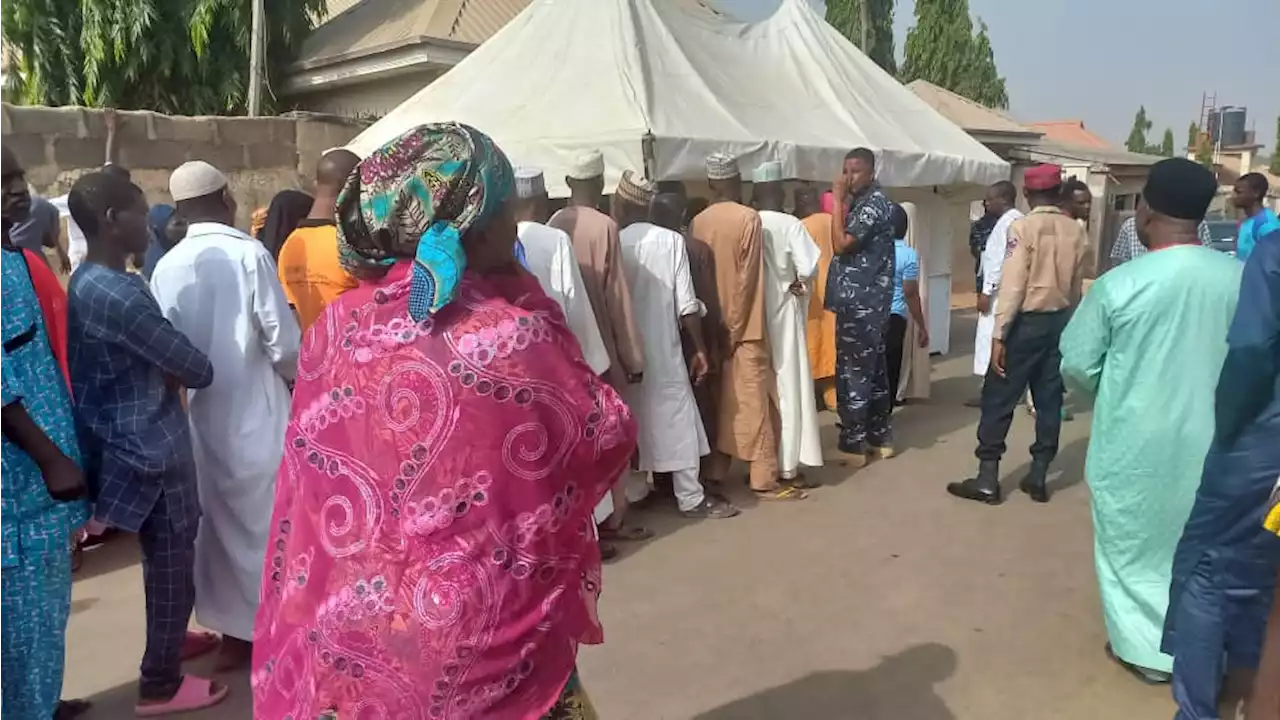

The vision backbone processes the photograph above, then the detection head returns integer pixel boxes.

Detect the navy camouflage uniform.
[826,183,896,453]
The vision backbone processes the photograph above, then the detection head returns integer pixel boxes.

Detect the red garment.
[251,261,636,720]
[21,249,71,391]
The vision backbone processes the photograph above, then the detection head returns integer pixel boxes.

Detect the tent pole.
[642,131,656,180]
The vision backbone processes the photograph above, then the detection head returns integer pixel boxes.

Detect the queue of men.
[3,133,1278,719]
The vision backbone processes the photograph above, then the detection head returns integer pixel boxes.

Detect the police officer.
[829,148,897,467]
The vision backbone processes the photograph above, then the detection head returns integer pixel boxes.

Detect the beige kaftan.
[549,205,645,388]
[690,201,779,488]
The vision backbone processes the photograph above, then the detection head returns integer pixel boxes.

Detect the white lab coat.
[758,210,823,475]
[973,208,1023,376]
[618,222,709,473]
[150,221,301,640]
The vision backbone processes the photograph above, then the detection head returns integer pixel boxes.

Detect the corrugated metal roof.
[449,0,531,44]
[1027,120,1113,150]
[906,80,1039,138]
[319,0,365,19]
[297,0,529,67]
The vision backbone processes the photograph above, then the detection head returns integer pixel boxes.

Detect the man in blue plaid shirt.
[1111,216,1212,266]
[65,172,228,713]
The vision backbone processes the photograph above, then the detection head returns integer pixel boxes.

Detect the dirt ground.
[61,311,1174,719]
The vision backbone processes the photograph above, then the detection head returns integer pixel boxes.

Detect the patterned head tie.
[336,122,514,321]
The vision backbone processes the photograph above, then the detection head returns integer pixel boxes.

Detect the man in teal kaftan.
[1059,158,1242,680]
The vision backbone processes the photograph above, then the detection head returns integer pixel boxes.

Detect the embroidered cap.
[753,160,783,184]
[615,169,657,207]
[568,150,605,180]
[705,153,740,180]
[514,167,546,199]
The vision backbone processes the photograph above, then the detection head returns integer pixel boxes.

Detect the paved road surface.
[62,311,1173,719]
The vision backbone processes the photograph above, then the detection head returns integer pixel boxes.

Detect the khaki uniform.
[978,205,1089,466]
[993,206,1090,339]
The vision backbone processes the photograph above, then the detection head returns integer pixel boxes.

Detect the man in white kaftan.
[973,181,1023,376]
[753,162,823,480]
[511,169,615,525]
[617,187,737,518]
[149,161,301,661]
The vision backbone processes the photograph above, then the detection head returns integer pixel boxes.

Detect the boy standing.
[66,171,227,714]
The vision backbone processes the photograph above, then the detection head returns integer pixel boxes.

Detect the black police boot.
[1019,458,1051,503]
[946,459,1001,505]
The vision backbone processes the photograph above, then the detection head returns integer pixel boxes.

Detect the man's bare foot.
[214,637,253,672]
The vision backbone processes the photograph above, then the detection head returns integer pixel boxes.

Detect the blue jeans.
[1169,557,1273,719]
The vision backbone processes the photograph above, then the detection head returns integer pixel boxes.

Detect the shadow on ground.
[693,643,959,720]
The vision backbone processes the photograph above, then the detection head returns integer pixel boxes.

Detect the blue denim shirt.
[1,248,89,566]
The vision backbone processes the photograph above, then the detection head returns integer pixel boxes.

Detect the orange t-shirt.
[276,220,359,330]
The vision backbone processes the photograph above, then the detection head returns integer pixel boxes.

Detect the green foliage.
[1125,106,1153,154]
[901,0,1008,109]
[1195,133,1215,168]
[826,0,897,75]
[1272,117,1280,175]
[2,0,325,115]
[1187,122,1200,152]
[1159,128,1174,157]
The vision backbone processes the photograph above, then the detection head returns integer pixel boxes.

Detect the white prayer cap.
[169,160,228,202]
[568,150,605,180]
[705,153,740,180]
[753,160,783,184]
[514,167,546,199]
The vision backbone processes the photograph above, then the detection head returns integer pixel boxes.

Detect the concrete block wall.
[1,104,368,228]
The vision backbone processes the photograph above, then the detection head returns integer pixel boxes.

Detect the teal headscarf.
[336,123,514,321]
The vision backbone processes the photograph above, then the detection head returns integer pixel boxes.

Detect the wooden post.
[859,0,869,52]
[247,0,265,116]
[642,131,656,180]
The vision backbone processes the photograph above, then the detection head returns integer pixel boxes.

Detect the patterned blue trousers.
[1,548,73,720]
[835,309,892,453]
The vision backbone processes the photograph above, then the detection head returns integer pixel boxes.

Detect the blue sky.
[713,0,1279,150]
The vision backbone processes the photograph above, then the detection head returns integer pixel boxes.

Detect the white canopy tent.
[349,0,1012,365]
[348,0,1008,195]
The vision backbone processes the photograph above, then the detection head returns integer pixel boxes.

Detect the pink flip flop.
[135,676,228,717]
[180,631,220,661]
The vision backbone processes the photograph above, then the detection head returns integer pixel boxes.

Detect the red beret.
[1023,164,1063,191]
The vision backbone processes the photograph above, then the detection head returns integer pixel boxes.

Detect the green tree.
[901,0,1008,109]
[1272,117,1280,174]
[827,0,897,74]
[1159,128,1175,157]
[2,0,326,115]
[1187,122,1200,153]
[1125,106,1154,154]
[1195,133,1215,168]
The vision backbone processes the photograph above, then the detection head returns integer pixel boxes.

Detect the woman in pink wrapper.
[250,123,636,720]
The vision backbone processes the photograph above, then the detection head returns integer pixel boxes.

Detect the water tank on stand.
[1219,107,1247,147]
